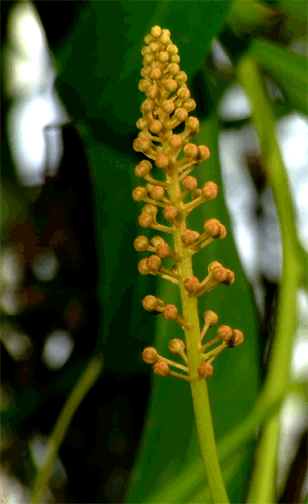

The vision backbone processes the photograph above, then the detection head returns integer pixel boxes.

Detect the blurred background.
[1,1,307,503]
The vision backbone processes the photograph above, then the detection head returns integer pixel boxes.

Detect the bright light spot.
[29,435,67,488]
[276,113,308,251]
[0,291,22,316]
[0,469,29,504]
[4,1,68,186]
[277,392,307,491]
[218,83,252,121]
[29,434,52,468]
[211,39,233,71]
[8,94,63,186]
[0,247,23,286]
[32,250,58,282]
[9,4,44,60]
[291,289,308,381]
[42,330,74,370]
[0,324,32,361]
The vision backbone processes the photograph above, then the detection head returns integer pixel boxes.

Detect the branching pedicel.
[133,26,244,384]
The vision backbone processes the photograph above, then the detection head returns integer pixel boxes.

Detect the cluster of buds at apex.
[133,25,210,183]
[142,336,190,381]
[184,261,235,297]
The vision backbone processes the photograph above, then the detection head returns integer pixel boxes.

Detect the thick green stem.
[168,168,229,504]
[238,57,307,504]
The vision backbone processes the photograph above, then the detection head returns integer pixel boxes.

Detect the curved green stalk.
[30,355,103,503]
[237,57,307,504]
[146,380,305,503]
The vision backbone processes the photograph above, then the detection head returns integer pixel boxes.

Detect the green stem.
[30,355,103,503]
[237,57,307,504]
[146,382,305,504]
[168,168,229,503]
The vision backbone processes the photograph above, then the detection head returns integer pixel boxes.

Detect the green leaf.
[247,39,308,116]
[55,0,232,137]
[278,0,308,38]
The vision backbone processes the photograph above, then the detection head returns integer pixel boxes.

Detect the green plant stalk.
[30,356,103,503]
[238,57,307,504]
[146,381,305,504]
[168,169,229,503]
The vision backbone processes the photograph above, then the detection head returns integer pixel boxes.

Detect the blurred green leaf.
[279,0,308,38]
[55,1,232,137]
[247,39,308,116]
[228,0,279,36]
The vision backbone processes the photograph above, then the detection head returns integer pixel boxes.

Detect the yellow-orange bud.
[198,362,214,379]
[162,304,178,321]
[168,338,185,354]
[142,347,159,364]
[153,360,169,377]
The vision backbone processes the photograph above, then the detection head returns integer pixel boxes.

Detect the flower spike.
[133,27,244,386]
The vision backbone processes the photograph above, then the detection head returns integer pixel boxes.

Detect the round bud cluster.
[143,204,158,216]
[192,188,202,200]
[153,360,170,377]
[149,120,163,134]
[136,117,148,130]
[184,276,200,294]
[142,295,163,312]
[223,270,235,286]
[163,205,178,223]
[155,155,170,170]
[207,262,235,287]
[138,213,154,229]
[132,186,147,202]
[168,338,185,354]
[138,258,150,275]
[138,255,162,275]
[228,329,244,347]
[201,182,218,201]
[162,304,178,321]
[169,135,182,149]
[182,176,198,192]
[150,186,165,201]
[134,236,149,251]
[135,160,152,178]
[133,137,152,154]
[156,242,172,259]
[211,266,228,283]
[185,117,200,135]
[147,255,162,272]
[204,219,227,239]
[142,347,159,364]
[138,204,158,229]
[183,143,198,158]
[198,362,214,379]
[203,310,219,327]
[181,229,197,246]
[150,236,164,247]
[217,325,233,342]
[198,145,210,161]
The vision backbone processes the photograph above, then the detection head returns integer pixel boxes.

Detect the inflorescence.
[133,26,244,383]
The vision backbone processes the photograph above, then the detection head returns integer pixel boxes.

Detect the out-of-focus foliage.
[1,0,307,503]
